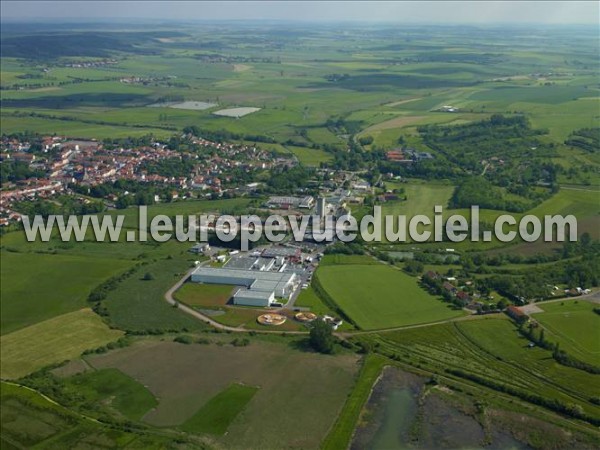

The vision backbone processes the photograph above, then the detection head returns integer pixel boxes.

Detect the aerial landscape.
[0,1,599,449]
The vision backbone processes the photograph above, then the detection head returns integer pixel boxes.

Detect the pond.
[351,367,532,450]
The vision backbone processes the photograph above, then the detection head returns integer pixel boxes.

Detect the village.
[0,133,299,224]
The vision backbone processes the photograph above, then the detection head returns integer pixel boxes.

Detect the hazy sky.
[1,1,598,24]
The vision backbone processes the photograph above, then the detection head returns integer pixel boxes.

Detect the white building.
[232,289,275,307]
[190,266,296,306]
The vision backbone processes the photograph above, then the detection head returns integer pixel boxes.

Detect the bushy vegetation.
[0,160,45,182]
[565,127,600,153]
[419,115,558,211]
[309,319,335,354]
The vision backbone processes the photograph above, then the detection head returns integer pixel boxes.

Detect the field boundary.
[321,354,387,450]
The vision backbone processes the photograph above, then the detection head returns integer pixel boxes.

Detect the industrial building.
[190,265,297,307]
[224,256,276,271]
[261,246,301,260]
[266,195,314,209]
[231,288,275,307]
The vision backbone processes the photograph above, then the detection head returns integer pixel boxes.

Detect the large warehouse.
[231,289,275,307]
[190,266,297,307]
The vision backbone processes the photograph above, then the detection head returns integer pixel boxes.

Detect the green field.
[316,263,464,330]
[379,182,455,243]
[359,317,600,419]
[383,182,455,219]
[64,368,157,421]
[0,309,123,379]
[86,338,359,448]
[322,354,387,450]
[295,286,339,315]
[532,300,600,366]
[102,257,208,333]
[175,282,233,307]
[0,382,191,449]
[2,21,600,449]
[181,383,258,435]
[0,251,132,334]
[285,145,333,166]
[320,254,379,266]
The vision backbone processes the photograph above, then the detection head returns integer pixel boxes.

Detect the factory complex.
[190,248,303,307]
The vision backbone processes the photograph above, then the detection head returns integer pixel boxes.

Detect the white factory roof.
[233,289,274,300]
[192,266,294,283]
[250,279,280,292]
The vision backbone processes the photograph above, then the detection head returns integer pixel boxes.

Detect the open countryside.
[1,3,599,450]
[317,263,465,329]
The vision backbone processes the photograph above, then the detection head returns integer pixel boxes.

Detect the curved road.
[164,265,477,336]
[164,266,309,335]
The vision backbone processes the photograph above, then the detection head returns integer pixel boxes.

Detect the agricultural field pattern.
[1,5,599,450]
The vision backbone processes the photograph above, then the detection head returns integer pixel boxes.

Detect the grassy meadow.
[181,383,259,435]
[0,381,193,449]
[86,338,360,448]
[532,300,600,366]
[0,251,132,334]
[358,317,600,419]
[64,368,157,421]
[316,262,464,330]
[1,22,599,449]
[175,282,234,307]
[0,308,123,379]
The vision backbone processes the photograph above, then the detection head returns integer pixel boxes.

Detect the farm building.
[506,305,528,323]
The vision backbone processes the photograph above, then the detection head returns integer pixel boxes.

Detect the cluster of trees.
[88,265,141,303]
[14,197,105,218]
[475,256,599,303]
[559,256,600,288]
[478,273,551,302]
[458,238,599,301]
[462,250,559,268]
[1,76,123,91]
[182,125,276,144]
[266,165,313,193]
[416,115,558,210]
[72,180,174,208]
[141,157,196,178]
[565,127,599,153]
[173,335,194,344]
[1,160,45,182]
[325,117,364,135]
[403,260,424,275]
[309,319,335,354]
[324,241,364,255]
[231,337,251,347]
[101,134,156,149]
[82,337,131,355]
[5,111,175,132]
[450,177,532,212]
